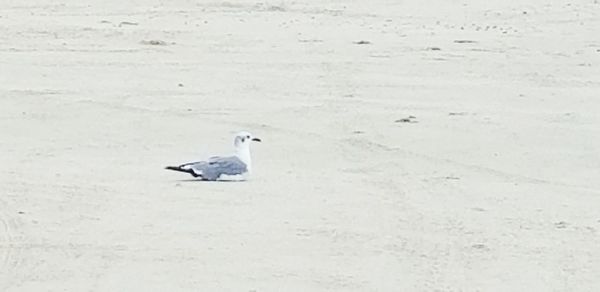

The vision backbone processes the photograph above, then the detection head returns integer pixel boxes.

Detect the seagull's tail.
[164,165,202,178]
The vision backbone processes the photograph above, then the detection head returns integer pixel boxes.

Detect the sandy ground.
[1,0,599,291]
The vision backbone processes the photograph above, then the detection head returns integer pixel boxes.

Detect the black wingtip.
[164,165,202,178]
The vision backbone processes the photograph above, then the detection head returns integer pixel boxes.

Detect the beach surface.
[1,0,599,290]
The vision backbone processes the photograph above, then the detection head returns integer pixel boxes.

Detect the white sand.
[1,0,599,290]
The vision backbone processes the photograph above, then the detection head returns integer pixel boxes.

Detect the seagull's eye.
[246,135,250,139]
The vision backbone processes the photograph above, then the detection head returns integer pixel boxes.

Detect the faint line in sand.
[342,137,600,194]
[73,99,235,116]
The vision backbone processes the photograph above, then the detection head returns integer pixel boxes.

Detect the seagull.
[165,131,261,181]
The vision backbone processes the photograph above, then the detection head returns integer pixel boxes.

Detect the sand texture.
[1,0,599,291]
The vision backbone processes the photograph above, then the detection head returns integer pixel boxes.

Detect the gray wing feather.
[188,156,247,180]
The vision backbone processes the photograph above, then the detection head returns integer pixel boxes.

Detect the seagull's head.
[234,131,261,149]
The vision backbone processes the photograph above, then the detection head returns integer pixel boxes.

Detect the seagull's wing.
[165,159,210,178]
[165,156,247,180]
[193,156,248,180]
[165,156,213,177]
[176,156,223,170]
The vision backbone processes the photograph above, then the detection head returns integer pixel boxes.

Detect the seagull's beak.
[252,137,262,142]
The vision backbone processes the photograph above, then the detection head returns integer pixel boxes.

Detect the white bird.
[165,131,261,181]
